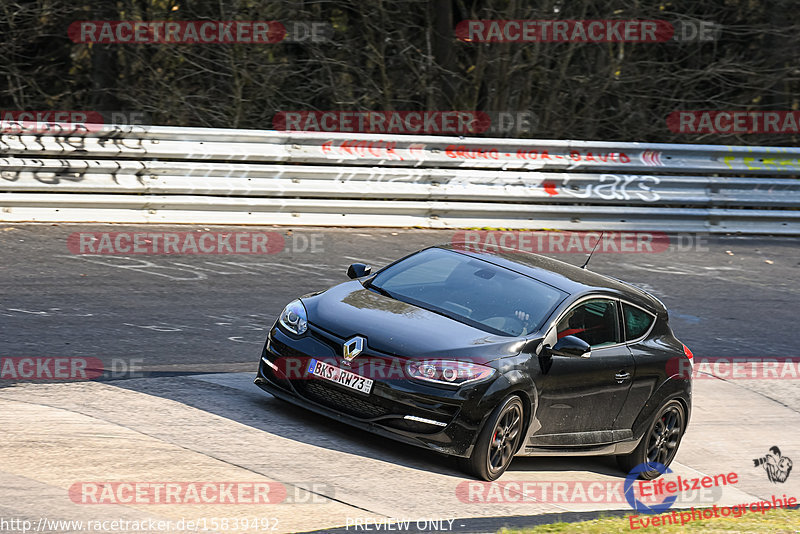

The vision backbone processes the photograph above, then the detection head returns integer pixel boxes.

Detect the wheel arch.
[512,389,534,455]
[630,380,691,444]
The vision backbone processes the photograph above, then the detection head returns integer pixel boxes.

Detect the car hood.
[301,280,526,363]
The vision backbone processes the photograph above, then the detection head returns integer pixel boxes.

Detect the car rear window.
[623,303,655,340]
[368,248,567,336]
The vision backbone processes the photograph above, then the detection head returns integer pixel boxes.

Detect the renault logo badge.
[342,336,365,365]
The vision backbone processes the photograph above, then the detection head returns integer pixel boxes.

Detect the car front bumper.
[253,324,504,458]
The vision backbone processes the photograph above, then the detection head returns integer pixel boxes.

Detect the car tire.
[617,399,686,480]
[459,395,524,481]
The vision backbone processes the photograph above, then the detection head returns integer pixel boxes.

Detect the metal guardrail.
[1,125,799,232]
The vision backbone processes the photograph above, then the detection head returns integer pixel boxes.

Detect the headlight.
[278,299,308,335]
[406,359,495,386]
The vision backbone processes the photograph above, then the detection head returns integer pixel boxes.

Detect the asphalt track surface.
[1,224,799,533]
[2,225,799,372]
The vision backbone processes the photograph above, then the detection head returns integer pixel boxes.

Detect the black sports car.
[255,245,693,481]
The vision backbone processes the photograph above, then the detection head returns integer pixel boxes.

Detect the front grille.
[270,327,459,428]
[297,380,389,419]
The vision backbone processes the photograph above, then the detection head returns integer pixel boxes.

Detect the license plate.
[308,358,373,394]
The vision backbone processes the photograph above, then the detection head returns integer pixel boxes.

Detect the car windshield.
[368,248,567,336]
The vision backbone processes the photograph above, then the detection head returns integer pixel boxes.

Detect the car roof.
[436,244,666,314]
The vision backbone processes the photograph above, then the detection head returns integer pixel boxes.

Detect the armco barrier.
[1,125,799,232]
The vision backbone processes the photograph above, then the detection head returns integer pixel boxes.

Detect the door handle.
[615,371,631,383]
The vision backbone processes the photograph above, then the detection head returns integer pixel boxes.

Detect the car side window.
[557,299,620,348]
[622,303,655,341]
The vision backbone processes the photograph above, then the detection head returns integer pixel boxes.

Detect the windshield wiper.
[365,281,395,299]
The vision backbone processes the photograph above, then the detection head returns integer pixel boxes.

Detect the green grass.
[499,507,800,533]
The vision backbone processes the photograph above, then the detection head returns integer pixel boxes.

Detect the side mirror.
[547,335,591,358]
[347,263,372,279]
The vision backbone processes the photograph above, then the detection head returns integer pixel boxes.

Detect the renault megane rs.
[254,245,692,481]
